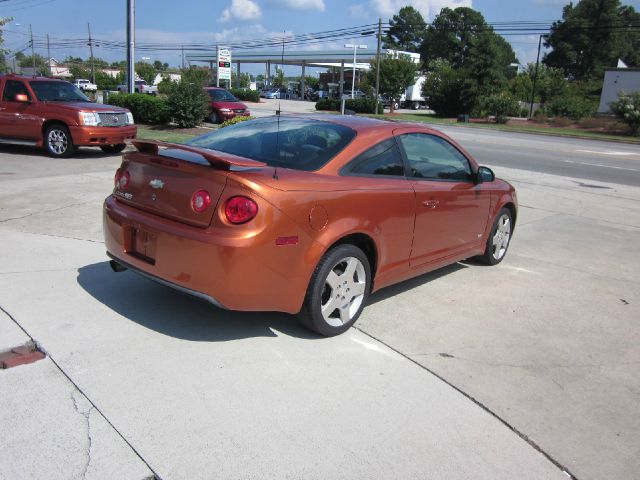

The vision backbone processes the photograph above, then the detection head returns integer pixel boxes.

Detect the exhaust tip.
[109,260,127,273]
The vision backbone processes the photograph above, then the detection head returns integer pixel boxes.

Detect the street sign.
[217,47,231,81]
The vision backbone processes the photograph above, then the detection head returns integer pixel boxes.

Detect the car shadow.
[0,144,124,159]
[368,263,468,305]
[76,262,321,342]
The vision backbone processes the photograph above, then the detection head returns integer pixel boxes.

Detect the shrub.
[480,93,520,124]
[230,89,260,103]
[550,116,572,128]
[610,91,640,136]
[315,99,340,111]
[545,94,597,121]
[219,115,255,128]
[157,75,177,95]
[166,81,210,128]
[315,98,383,114]
[532,109,547,123]
[106,93,170,124]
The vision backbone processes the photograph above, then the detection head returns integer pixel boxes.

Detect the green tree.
[423,58,470,116]
[420,7,517,115]
[273,67,285,88]
[544,0,640,80]
[180,66,211,86]
[18,53,48,75]
[0,16,12,73]
[166,80,209,128]
[135,61,156,84]
[383,6,426,52]
[370,55,417,112]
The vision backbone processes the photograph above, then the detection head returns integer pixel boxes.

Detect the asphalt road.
[1,121,639,480]
[254,99,640,186]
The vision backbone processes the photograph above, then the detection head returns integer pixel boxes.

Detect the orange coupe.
[104,115,517,336]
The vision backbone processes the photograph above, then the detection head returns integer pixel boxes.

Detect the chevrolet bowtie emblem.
[149,179,164,189]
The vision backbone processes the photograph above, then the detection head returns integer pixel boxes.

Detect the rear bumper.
[103,195,317,314]
[70,125,137,146]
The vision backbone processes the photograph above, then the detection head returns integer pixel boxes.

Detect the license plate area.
[125,225,156,265]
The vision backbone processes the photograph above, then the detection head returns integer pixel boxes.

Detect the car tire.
[44,124,75,158]
[297,244,371,336]
[477,207,513,265]
[209,111,220,124]
[100,144,127,154]
[412,102,420,110]
[392,101,399,110]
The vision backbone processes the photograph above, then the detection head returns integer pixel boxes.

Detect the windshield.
[30,81,90,102]
[207,89,238,102]
[186,117,356,171]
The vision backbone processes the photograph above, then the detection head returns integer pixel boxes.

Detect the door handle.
[422,199,439,208]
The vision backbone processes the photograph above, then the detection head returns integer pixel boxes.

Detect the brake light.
[225,196,258,224]
[191,190,211,213]
[115,169,130,189]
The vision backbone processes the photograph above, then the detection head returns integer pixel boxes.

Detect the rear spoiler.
[131,140,267,169]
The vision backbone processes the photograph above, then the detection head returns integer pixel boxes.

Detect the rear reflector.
[276,236,299,246]
[225,196,258,224]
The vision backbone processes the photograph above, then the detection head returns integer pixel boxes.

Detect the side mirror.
[15,93,30,103]
[475,166,495,184]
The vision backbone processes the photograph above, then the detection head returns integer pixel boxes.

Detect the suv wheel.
[45,124,75,158]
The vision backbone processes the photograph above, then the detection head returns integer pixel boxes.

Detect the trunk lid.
[114,140,267,228]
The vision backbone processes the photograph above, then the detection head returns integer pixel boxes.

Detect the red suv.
[0,74,136,157]
[203,87,250,124]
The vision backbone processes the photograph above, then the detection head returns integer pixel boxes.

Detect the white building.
[598,68,640,113]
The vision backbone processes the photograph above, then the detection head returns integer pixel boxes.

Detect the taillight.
[191,190,211,213]
[225,196,258,224]
[115,169,130,189]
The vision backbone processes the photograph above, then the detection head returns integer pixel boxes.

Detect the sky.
[2,0,640,75]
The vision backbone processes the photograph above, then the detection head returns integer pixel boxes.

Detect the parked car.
[0,74,136,157]
[262,88,288,99]
[73,78,97,92]
[117,80,158,95]
[203,87,250,124]
[104,115,516,336]
[343,90,366,99]
[310,90,330,101]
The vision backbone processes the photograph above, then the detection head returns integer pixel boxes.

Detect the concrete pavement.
[1,126,639,479]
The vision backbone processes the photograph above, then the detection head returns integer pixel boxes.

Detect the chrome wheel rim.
[320,256,366,327]
[47,129,67,155]
[492,214,511,261]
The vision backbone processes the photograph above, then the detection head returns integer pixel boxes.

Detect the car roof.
[0,74,66,82]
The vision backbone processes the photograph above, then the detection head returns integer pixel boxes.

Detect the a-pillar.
[339,61,344,98]
[300,61,306,100]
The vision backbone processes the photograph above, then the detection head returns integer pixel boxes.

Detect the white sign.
[217,47,232,81]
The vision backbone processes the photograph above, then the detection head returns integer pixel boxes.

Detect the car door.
[0,79,40,141]
[341,137,415,285]
[396,132,491,267]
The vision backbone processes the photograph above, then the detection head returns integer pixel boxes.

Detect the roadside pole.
[126,0,135,94]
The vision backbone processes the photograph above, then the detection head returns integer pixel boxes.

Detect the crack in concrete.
[0,201,94,224]
[410,352,640,370]
[71,390,94,480]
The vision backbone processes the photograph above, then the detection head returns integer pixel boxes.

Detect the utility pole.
[29,24,35,75]
[529,34,547,118]
[46,34,51,76]
[126,0,135,94]
[375,18,382,112]
[181,45,185,69]
[87,23,95,84]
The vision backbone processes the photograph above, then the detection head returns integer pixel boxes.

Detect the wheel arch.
[324,232,378,281]
[501,201,517,232]
[42,119,72,136]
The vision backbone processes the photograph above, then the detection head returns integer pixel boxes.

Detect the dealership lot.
[1,126,639,479]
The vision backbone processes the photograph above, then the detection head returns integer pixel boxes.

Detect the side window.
[2,80,31,102]
[398,133,472,181]
[344,139,405,177]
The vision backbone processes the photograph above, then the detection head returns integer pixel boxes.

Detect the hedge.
[315,98,383,114]
[106,93,170,125]
[229,89,260,103]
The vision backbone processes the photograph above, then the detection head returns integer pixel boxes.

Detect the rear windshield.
[30,81,90,102]
[206,89,238,102]
[186,117,356,171]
